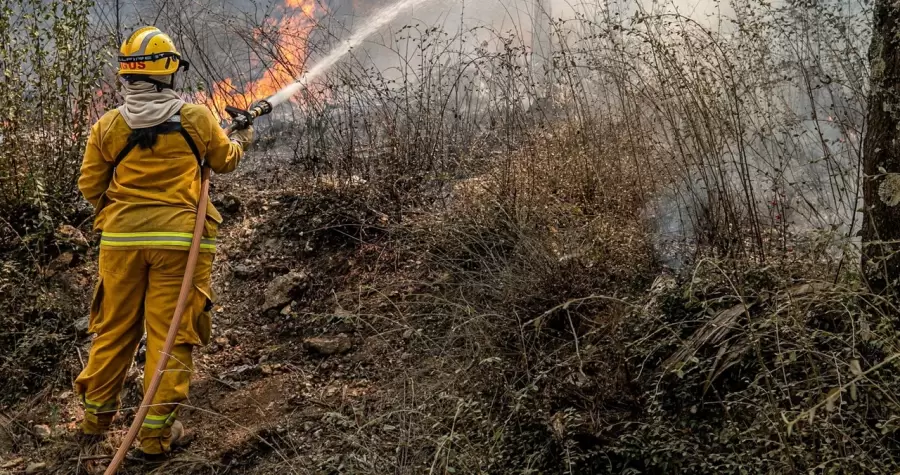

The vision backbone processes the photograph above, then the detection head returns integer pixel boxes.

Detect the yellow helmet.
[118,26,189,76]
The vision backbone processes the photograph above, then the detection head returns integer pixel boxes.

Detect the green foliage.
[0,0,105,248]
[0,0,103,405]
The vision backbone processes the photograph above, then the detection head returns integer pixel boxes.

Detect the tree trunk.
[863,0,900,294]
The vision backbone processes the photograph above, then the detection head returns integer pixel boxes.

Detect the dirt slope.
[0,163,491,474]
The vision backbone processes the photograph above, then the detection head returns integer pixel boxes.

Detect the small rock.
[56,224,89,247]
[56,390,73,401]
[220,194,242,214]
[126,365,143,386]
[280,304,293,316]
[333,307,353,318]
[25,461,47,473]
[47,252,74,274]
[73,316,90,336]
[33,424,51,440]
[264,271,309,311]
[223,364,260,381]
[215,336,229,347]
[402,328,415,340]
[232,264,254,279]
[263,263,288,276]
[1,458,24,469]
[134,336,147,364]
[304,335,353,356]
[349,352,370,364]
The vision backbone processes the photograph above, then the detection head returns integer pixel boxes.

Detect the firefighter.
[74,26,253,459]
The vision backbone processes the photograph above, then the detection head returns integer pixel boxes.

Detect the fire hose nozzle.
[250,100,273,119]
[225,100,274,132]
[225,106,253,131]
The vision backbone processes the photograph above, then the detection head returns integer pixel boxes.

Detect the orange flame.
[196,0,319,114]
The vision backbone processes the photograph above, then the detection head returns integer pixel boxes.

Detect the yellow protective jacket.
[78,104,242,252]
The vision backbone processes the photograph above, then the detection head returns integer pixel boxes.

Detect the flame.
[197,0,319,115]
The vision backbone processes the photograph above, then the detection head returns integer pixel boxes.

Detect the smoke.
[93,0,871,267]
[307,0,871,268]
[646,18,868,268]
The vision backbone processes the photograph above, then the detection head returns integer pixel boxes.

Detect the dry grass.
[0,0,892,472]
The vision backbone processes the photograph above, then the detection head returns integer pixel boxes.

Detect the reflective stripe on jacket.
[100,231,217,251]
[78,103,242,252]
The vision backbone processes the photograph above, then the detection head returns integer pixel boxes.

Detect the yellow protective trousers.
[74,248,214,454]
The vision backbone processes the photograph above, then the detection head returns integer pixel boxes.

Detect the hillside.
[3,0,900,473]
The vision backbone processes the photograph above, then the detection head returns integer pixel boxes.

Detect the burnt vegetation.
[2,0,900,473]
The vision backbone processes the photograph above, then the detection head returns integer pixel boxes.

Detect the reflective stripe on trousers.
[83,396,118,414]
[142,411,178,429]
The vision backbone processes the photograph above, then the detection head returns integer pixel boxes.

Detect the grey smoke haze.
[90,0,871,266]
[92,0,851,87]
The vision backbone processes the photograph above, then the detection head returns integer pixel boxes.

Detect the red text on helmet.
[121,62,147,70]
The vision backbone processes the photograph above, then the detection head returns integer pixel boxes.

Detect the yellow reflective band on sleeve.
[100,232,216,250]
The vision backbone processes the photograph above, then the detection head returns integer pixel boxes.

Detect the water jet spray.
[219,0,438,131]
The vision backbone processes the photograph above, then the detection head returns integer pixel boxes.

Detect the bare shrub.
[0,0,890,471]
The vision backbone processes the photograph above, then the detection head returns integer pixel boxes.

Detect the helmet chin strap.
[149,74,175,92]
[122,74,176,92]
